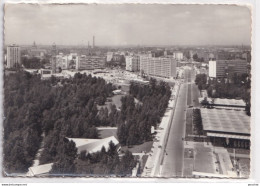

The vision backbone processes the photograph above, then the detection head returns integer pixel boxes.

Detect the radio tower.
[93,36,95,49]
[51,43,57,73]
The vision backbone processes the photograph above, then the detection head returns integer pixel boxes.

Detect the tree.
[50,138,77,175]
[115,150,136,176]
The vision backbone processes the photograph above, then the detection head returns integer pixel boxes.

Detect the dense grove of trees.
[73,142,136,176]
[195,74,207,90]
[117,79,171,146]
[49,139,136,176]
[4,71,169,175]
[195,73,251,115]
[4,71,115,173]
[22,57,49,69]
[193,53,205,62]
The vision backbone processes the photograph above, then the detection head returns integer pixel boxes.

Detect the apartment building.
[209,59,247,78]
[76,55,106,70]
[7,44,21,68]
[140,56,177,78]
[125,56,140,72]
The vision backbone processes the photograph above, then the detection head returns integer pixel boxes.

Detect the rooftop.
[68,136,119,154]
[200,108,250,135]
[27,163,53,176]
[210,98,246,106]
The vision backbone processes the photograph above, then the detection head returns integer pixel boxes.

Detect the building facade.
[7,45,21,68]
[173,52,183,61]
[140,56,177,78]
[125,56,140,72]
[76,55,106,70]
[56,53,69,70]
[106,52,114,62]
[209,59,247,78]
[68,53,78,69]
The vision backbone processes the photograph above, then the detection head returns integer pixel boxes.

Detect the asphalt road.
[160,68,190,177]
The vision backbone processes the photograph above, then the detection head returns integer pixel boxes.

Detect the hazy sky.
[4,4,251,46]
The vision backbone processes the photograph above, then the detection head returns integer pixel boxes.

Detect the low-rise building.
[27,163,53,177]
[68,136,120,155]
[200,108,250,149]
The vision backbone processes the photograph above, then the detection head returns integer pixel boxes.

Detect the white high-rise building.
[106,52,114,62]
[7,44,21,68]
[140,57,177,78]
[209,60,217,78]
[125,56,140,72]
[173,52,183,61]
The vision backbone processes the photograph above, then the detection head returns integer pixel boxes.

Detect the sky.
[4,4,252,46]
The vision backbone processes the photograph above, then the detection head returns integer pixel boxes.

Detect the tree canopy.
[195,73,251,116]
[4,71,115,173]
[117,78,172,146]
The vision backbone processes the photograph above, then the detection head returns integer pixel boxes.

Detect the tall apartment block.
[125,56,140,72]
[140,56,177,78]
[7,44,21,68]
[209,59,247,78]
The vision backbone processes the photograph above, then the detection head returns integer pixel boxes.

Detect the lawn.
[97,94,124,111]
[120,141,153,154]
[185,109,193,138]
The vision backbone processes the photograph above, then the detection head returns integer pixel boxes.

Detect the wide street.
[160,66,199,177]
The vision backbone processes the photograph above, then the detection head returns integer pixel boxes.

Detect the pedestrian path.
[141,82,180,177]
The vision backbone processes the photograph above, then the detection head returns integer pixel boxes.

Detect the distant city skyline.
[5,4,251,46]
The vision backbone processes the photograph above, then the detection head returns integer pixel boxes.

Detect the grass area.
[139,155,149,174]
[185,109,193,138]
[98,128,118,140]
[120,84,130,92]
[111,95,123,109]
[187,84,192,105]
[121,141,153,154]
[97,94,124,111]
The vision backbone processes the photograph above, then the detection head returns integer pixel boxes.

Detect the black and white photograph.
[2,3,252,179]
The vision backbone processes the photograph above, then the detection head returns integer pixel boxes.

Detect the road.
[160,68,190,177]
[160,67,200,177]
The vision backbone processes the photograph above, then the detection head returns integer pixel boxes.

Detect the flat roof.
[210,98,246,106]
[207,132,250,140]
[27,163,53,176]
[201,108,250,135]
[68,136,119,154]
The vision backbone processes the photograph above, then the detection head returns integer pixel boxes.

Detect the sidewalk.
[141,82,181,177]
